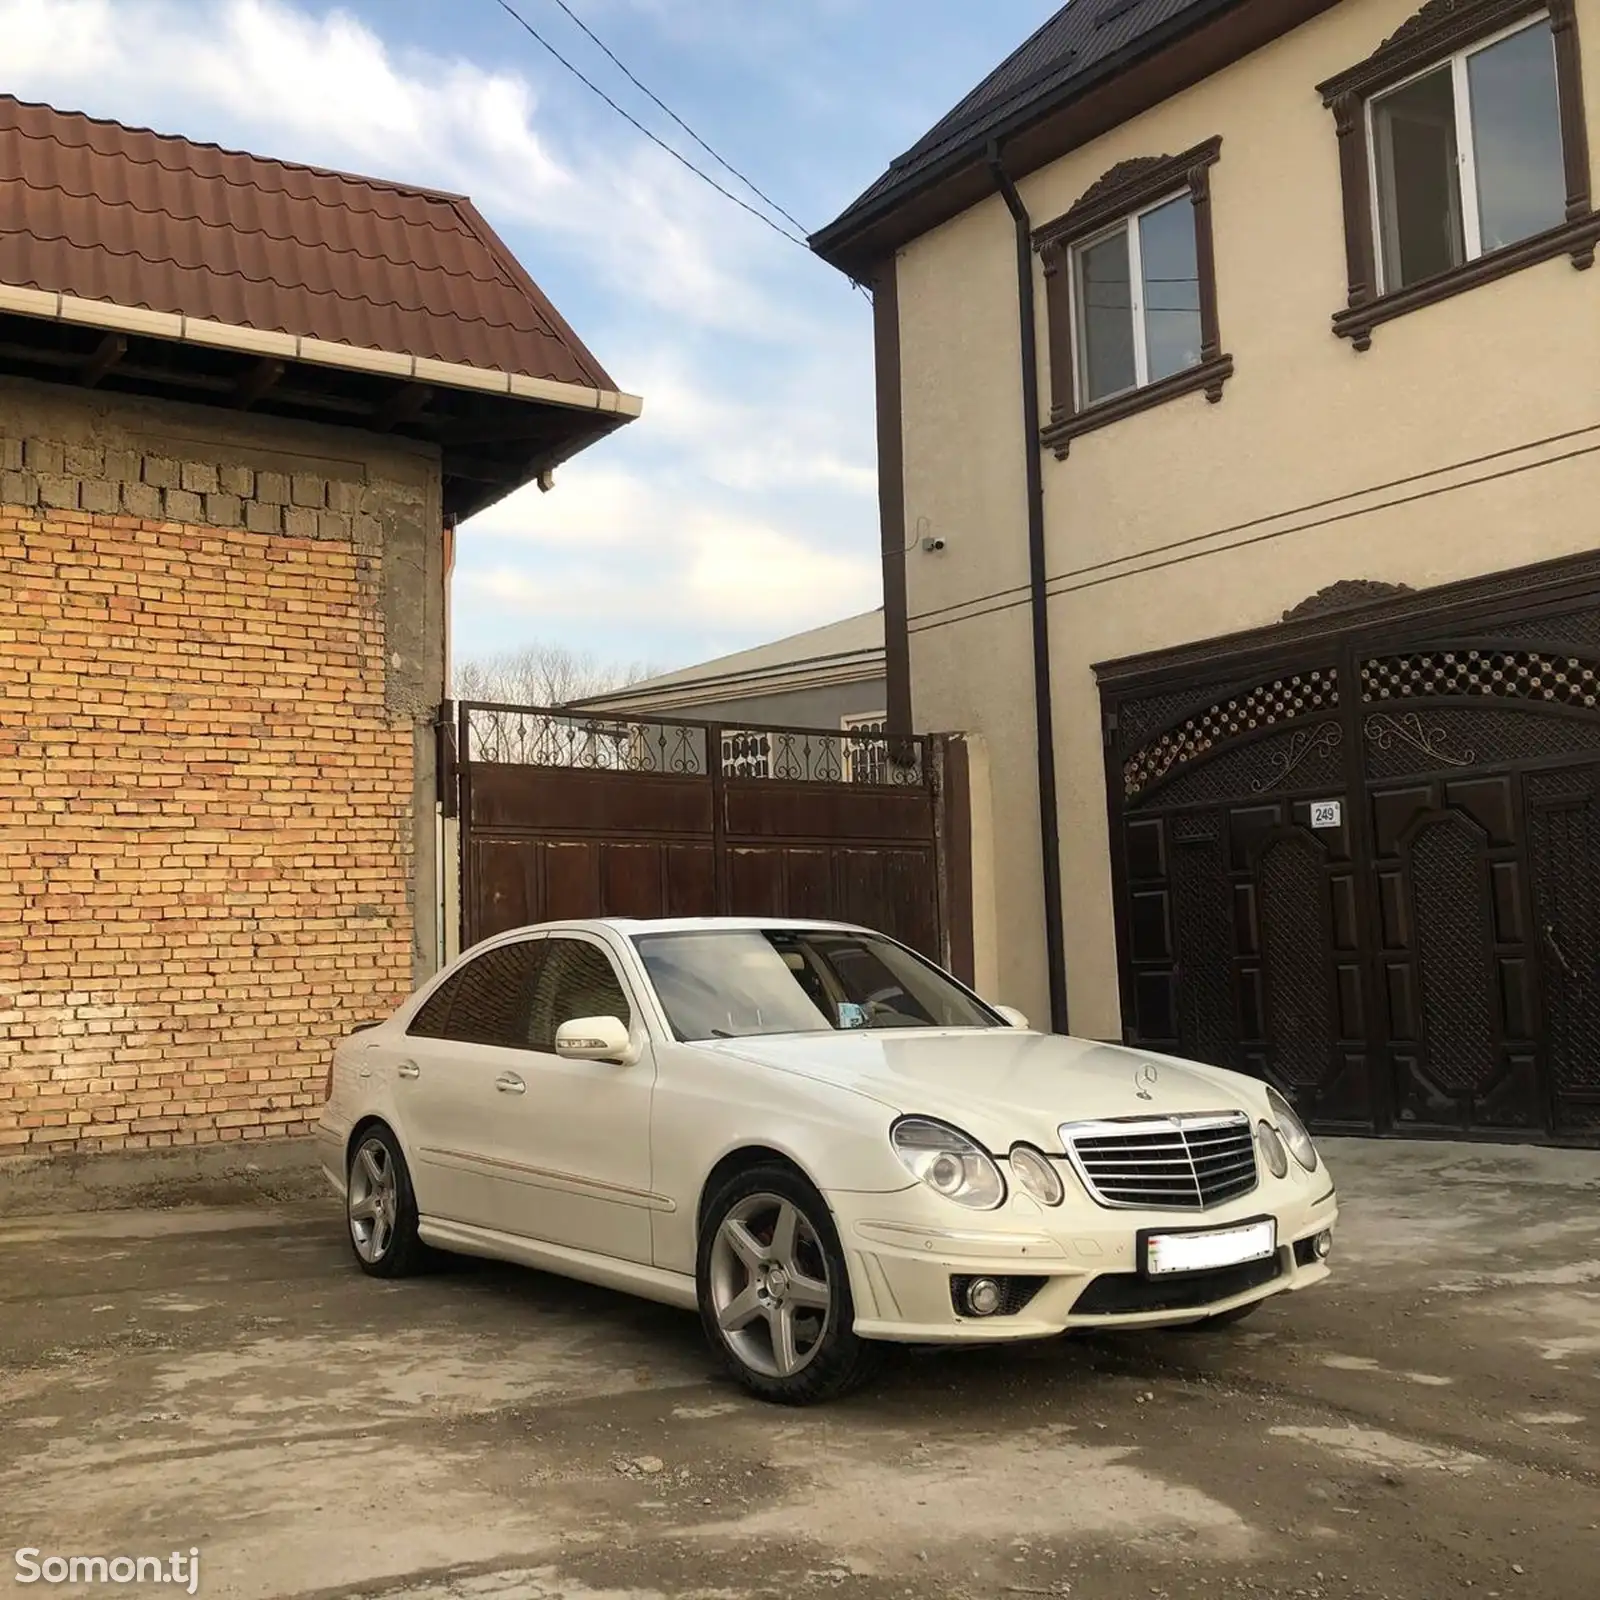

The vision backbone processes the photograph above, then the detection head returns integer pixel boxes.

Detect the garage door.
[1098,568,1600,1146]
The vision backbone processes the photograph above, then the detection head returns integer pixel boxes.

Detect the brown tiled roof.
[0,94,616,392]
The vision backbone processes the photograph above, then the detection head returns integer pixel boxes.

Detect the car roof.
[538,916,868,937]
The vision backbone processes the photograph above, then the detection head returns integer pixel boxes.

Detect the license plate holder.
[1139,1216,1277,1278]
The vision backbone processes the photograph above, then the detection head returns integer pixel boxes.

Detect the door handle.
[396,1060,420,1080]
[495,1073,526,1095]
[1543,923,1584,996]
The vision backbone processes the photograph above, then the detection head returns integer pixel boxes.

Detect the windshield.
[633,928,1003,1042]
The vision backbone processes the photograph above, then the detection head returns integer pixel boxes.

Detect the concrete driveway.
[1,1139,1596,1600]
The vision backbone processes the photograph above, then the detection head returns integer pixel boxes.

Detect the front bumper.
[830,1178,1337,1342]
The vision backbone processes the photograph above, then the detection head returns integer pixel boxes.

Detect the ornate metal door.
[1103,581,1600,1147]
[1363,774,1541,1133]
[1358,641,1600,1137]
[1526,766,1600,1139]
[1110,661,1375,1130]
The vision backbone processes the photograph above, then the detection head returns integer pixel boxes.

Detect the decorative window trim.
[1034,136,1231,459]
[1317,0,1596,351]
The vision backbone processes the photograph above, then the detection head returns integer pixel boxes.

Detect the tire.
[697,1163,883,1405]
[345,1124,429,1279]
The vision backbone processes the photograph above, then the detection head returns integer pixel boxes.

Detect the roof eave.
[811,0,1331,276]
[0,284,642,520]
[0,282,643,421]
[571,647,888,717]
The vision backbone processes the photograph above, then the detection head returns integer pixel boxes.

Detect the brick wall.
[0,395,441,1154]
[0,435,370,542]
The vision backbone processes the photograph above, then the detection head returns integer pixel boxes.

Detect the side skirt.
[418,1218,700,1312]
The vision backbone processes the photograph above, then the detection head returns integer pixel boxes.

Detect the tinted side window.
[527,939,631,1051]
[406,973,462,1039]
[407,941,545,1046]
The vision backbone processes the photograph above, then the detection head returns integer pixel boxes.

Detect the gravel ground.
[0,1137,1596,1600]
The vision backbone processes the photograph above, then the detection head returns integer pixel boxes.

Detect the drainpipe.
[987,141,1070,1037]
[438,513,458,974]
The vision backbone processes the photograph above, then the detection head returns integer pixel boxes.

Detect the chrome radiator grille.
[1060,1113,1259,1210]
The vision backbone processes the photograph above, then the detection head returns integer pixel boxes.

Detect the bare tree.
[452,642,653,709]
[452,643,659,766]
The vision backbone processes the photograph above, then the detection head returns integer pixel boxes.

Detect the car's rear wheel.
[346,1125,427,1278]
[697,1164,881,1405]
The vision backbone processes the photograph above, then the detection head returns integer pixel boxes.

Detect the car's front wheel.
[346,1125,427,1278]
[697,1164,881,1405]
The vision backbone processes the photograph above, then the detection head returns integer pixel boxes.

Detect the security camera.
[921,536,946,552]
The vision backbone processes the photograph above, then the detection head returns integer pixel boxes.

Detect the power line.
[540,0,813,239]
[488,0,810,250]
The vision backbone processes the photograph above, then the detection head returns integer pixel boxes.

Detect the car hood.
[703,1029,1268,1150]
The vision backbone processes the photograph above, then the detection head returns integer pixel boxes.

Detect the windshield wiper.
[704,1026,825,1041]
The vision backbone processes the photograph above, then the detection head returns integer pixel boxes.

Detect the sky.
[4,0,1058,678]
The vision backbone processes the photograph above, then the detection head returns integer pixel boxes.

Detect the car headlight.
[1267,1086,1319,1172]
[1256,1120,1289,1179]
[1009,1144,1064,1207]
[891,1117,1005,1210]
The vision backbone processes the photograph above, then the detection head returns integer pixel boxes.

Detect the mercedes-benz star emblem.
[1135,1063,1158,1101]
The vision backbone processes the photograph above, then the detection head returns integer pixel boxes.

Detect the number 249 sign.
[1310,800,1342,830]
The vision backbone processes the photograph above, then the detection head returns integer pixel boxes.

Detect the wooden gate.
[443,702,971,979]
[1099,568,1600,1148]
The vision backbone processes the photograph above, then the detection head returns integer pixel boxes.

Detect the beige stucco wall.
[896,0,1600,1033]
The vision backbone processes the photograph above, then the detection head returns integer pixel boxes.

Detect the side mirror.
[554,1015,633,1063]
[993,1005,1030,1030]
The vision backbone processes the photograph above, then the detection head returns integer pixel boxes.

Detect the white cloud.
[1,0,884,669]
[0,0,806,336]
[604,357,878,496]
[456,353,881,662]
[680,516,871,625]
[454,453,878,657]
[6,0,563,185]
[466,466,652,548]
[459,524,875,638]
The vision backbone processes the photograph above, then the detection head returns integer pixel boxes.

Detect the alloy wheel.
[348,1136,398,1265]
[708,1191,832,1378]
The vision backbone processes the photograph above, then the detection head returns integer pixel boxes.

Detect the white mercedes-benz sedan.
[317,916,1336,1404]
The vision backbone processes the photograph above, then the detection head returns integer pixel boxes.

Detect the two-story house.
[813,0,1600,1145]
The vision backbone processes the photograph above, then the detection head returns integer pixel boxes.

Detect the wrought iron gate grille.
[460,704,922,786]
[1123,668,1339,801]
[1363,649,1600,708]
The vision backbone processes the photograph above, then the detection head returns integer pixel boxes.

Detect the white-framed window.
[1071,189,1204,408]
[841,713,888,785]
[1367,14,1566,293]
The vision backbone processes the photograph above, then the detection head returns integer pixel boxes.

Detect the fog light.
[1314,1229,1333,1260]
[965,1277,1003,1316]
